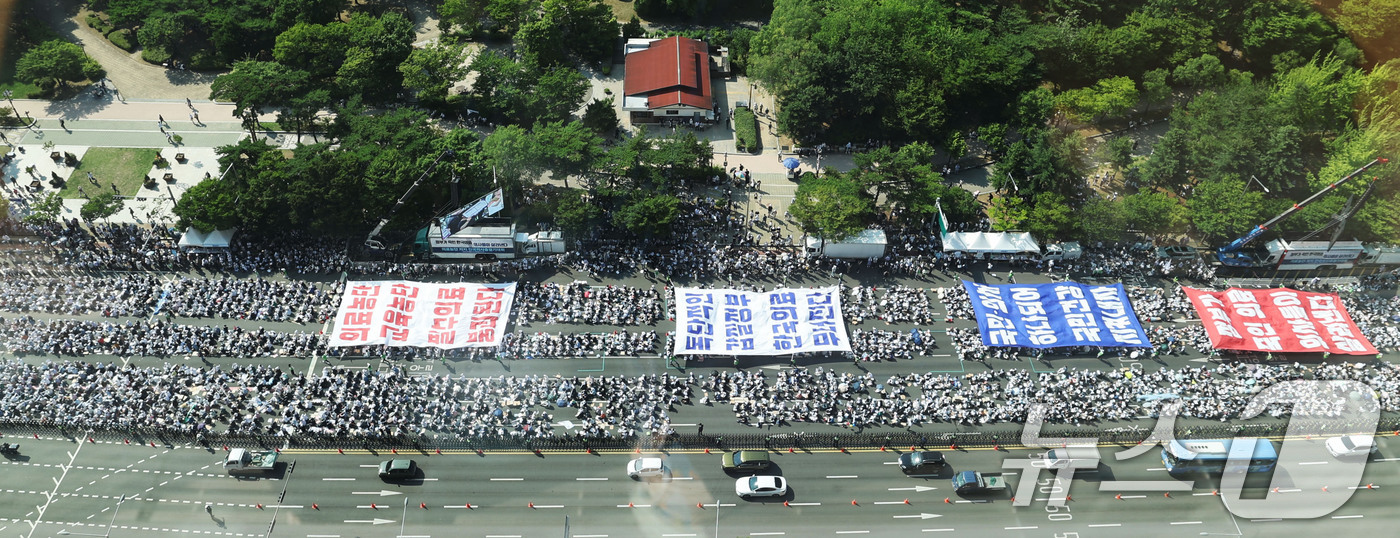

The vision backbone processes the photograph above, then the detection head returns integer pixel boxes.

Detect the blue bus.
[1161,438,1278,475]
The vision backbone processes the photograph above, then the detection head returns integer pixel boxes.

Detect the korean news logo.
[1008,380,1379,519]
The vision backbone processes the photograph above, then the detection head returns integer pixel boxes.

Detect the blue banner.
[962,281,1150,348]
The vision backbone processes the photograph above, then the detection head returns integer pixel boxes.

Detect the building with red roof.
[622,36,716,123]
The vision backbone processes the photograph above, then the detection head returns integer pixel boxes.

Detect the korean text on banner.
[962,281,1150,348]
[1182,287,1377,355]
[672,286,852,355]
[329,281,516,349]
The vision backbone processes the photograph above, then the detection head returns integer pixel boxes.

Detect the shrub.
[733,106,759,153]
[188,50,222,71]
[109,29,135,52]
[141,46,172,65]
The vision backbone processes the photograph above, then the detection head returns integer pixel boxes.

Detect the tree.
[1141,68,1171,107]
[439,0,488,35]
[80,192,125,222]
[15,40,105,92]
[1335,0,1400,64]
[276,88,331,142]
[137,11,193,57]
[553,188,599,237]
[1056,76,1139,121]
[987,194,1029,231]
[612,194,681,236]
[1188,177,1267,241]
[23,192,64,225]
[977,123,1010,158]
[337,13,416,99]
[273,22,351,78]
[1078,198,1126,243]
[532,120,603,187]
[582,97,619,136]
[788,174,874,241]
[479,125,542,188]
[173,177,241,232]
[1024,192,1074,241]
[1098,136,1135,170]
[516,0,617,67]
[1172,54,1228,90]
[399,40,471,106]
[209,60,310,138]
[944,132,967,165]
[526,67,589,125]
[1121,191,1187,239]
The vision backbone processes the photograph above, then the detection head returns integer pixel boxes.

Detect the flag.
[936,198,950,238]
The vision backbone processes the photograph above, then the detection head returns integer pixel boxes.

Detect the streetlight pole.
[2,89,15,119]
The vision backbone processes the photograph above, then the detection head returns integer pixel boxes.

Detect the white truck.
[1260,239,1367,270]
[1040,242,1083,261]
[412,221,566,261]
[225,448,279,476]
[804,229,887,259]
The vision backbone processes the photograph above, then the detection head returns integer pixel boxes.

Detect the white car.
[627,457,666,480]
[736,475,787,499]
[1326,435,1378,458]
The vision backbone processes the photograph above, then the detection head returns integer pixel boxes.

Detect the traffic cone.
[950,443,958,450]
[880,445,886,452]
[529,502,535,509]
[274,448,280,453]
[338,448,344,454]
[587,448,594,454]
[636,448,641,454]
[124,439,129,445]
[1272,487,1280,493]
[944,498,951,504]
[465,503,473,509]
[1368,483,1375,489]
[1065,494,1073,502]
[1212,490,1219,496]
[1115,494,1122,500]
[909,446,916,452]
[697,502,704,509]
[1010,497,1015,503]
[788,447,794,453]
[903,498,910,505]
[628,502,635,508]
[312,504,318,510]
[993,444,1000,451]
[477,449,484,456]
[256,503,263,510]
[704,448,711,454]
[371,503,378,509]
[851,499,858,506]
[783,500,790,507]
[436,448,442,455]
[420,502,427,509]
[151,442,156,447]
[1164,492,1171,498]
[223,445,228,451]
[1321,486,1329,492]
[392,448,398,454]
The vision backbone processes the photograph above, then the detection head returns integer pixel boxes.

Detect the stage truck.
[411,218,566,261]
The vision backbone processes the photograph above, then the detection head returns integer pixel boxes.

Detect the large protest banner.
[963,281,1150,348]
[329,281,516,349]
[673,286,852,355]
[1182,287,1377,355]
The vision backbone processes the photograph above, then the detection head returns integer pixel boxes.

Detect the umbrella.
[782,157,800,170]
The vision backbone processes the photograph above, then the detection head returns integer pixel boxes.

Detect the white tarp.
[329,281,516,349]
[941,232,1041,254]
[177,227,235,249]
[672,286,851,356]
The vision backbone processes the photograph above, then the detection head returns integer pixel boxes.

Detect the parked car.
[1156,245,1197,259]
[721,450,772,473]
[898,451,946,475]
[736,475,787,499]
[378,459,418,480]
[1326,435,1378,458]
[627,457,667,480]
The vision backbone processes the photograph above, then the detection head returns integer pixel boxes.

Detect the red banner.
[1182,287,1377,355]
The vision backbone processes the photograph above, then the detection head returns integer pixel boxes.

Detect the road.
[4,433,1400,537]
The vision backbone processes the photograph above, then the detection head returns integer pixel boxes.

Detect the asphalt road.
[5,433,1400,538]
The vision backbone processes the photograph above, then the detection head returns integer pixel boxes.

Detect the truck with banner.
[411,219,565,261]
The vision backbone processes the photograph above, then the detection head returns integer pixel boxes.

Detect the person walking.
[158,115,165,125]
[697,423,704,436]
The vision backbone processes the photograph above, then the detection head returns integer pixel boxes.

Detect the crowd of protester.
[0,274,338,323]
[515,281,663,325]
[0,317,323,358]
[7,359,1398,438]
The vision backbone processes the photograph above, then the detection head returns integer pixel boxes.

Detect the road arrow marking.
[889,486,937,492]
[344,518,395,524]
[759,365,795,370]
[893,514,942,519]
[351,490,403,496]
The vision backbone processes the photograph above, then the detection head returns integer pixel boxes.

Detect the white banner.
[672,286,851,355]
[329,281,516,349]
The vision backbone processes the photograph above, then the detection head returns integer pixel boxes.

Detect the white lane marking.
[786,502,821,506]
[1146,468,1167,471]
[1332,515,1363,519]
[490,478,524,481]
[1170,521,1202,525]
[263,505,302,508]
[1348,485,1381,490]
[617,504,652,508]
[750,533,785,536]
[307,535,341,537]
[699,503,737,508]
[1088,524,1121,528]
[576,477,608,481]
[1299,461,1329,466]
[1004,526,1038,530]
[835,532,870,535]
[322,478,355,481]
[573,535,609,538]
[671,477,694,480]
[485,535,522,538]
[922,530,955,533]
[873,501,909,505]
[528,504,565,508]
[661,534,696,537]
[1192,493,1217,496]
[1375,458,1400,462]
[883,462,901,465]
[358,465,379,468]
[1275,488,1301,493]
[1117,495,1146,499]
[826,475,858,479]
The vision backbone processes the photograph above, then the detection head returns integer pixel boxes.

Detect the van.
[1040,446,1100,472]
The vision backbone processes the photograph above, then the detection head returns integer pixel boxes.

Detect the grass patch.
[63,148,162,198]
[734,106,759,153]
[258,121,284,131]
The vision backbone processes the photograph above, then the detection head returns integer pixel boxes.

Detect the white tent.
[178,227,235,249]
[941,232,1040,254]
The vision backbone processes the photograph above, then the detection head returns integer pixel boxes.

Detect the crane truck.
[1216,158,1389,270]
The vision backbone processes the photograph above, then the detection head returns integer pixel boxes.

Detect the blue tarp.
[962,281,1151,348]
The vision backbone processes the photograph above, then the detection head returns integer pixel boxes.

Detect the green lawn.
[63,148,162,197]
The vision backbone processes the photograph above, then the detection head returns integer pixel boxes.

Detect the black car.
[898,451,946,475]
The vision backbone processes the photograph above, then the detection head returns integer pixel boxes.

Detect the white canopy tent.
[941,232,1040,254]
[178,227,236,249]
